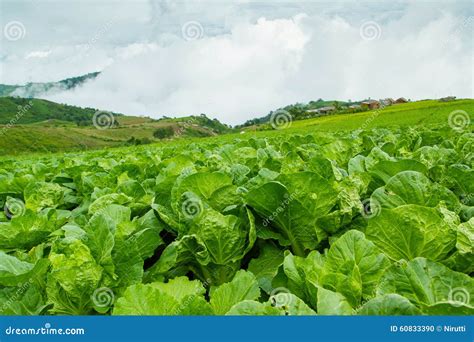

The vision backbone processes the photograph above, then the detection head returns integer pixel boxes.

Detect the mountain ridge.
[0,72,101,98]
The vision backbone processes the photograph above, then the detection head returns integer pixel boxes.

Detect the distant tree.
[153,126,175,139]
[286,104,307,120]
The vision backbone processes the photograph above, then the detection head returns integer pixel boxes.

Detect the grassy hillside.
[2,98,471,157]
[288,99,474,131]
[202,99,473,146]
[0,97,123,125]
[0,98,232,155]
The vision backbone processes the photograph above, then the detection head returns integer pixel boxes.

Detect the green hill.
[0,97,471,156]
[0,97,233,155]
[0,97,122,125]
[238,99,356,127]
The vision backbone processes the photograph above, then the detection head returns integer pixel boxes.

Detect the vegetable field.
[0,115,473,315]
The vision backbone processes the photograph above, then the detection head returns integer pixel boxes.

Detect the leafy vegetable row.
[0,126,472,315]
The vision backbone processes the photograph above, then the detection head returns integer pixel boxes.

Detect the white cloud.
[0,1,473,124]
[25,49,51,59]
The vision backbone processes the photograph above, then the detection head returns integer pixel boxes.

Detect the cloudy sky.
[0,0,473,124]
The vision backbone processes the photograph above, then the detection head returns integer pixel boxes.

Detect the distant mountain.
[0,72,100,98]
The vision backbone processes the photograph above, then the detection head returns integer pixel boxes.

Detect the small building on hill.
[316,106,336,115]
[380,98,395,106]
[307,106,336,115]
[395,97,408,104]
[361,100,380,110]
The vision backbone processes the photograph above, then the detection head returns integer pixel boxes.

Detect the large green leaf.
[366,205,457,261]
[190,207,255,265]
[46,239,103,314]
[0,252,49,287]
[377,258,474,315]
[316,287,353,315]
[371,171,459,211]
[358,294,421,315]
[248,242,284,294]
[368,160,428,185]
[0,210,59,249]
[321,230,390,307]
[281,250,324,309]
[246,176,332,255]
[209,270,260,315]
[24,182,65,211]
[456,218,473,255]
[113,283,180,315]
[226,300,282,315]
[0,282,48,315]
